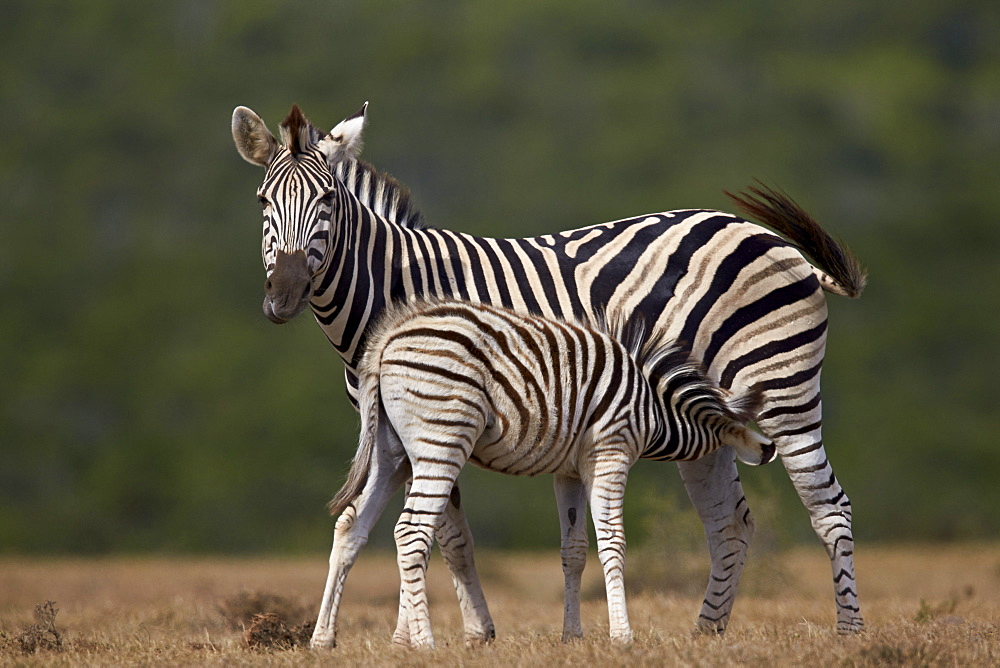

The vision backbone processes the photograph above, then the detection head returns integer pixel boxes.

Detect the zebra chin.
[262,295,308,324]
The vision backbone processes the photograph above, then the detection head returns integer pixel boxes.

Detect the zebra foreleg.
[677,446,753,635]
[553,474,588,642]
[585,461,633,644]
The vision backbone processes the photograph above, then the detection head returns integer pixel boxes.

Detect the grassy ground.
[1,544,998,665]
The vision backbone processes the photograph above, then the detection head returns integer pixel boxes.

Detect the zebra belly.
[468,426,584,478]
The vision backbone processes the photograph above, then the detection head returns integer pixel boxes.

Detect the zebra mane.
[335,159,427,229]
[589,309,648,361]
[274,104,425,228]
[280,104,322,156]
[624,320,693,391]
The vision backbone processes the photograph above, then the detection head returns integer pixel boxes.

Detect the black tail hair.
[726,182,867,298]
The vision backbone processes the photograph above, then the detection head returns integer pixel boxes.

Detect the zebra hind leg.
[393,458,471,649]
[390,479,414,648]
[435,483,496,645]
[677,446,754,635]
[553,474,588,641]
[757,407,863,634]
[392,481,494,647]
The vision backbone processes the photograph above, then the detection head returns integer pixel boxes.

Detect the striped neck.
[308,166,425,375]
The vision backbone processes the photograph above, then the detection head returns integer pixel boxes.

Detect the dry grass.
[1,544,998,665]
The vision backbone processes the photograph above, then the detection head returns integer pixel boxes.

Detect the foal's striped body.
[317,299,774,647]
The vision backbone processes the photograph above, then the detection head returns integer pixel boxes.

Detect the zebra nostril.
[264,278,273,292]
[302,284,311,300]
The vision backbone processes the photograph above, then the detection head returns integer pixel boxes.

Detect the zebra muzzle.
[263,249,312,323]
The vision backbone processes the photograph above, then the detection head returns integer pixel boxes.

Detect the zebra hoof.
[309,626,336,650]
[837,617,865,634]
[693,619,727,636]
[410,635,436,650]
[464,625,496,647]
[561,628,584,643]
[610,630,634,645]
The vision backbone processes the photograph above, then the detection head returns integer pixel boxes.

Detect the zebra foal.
[313,299,775,648]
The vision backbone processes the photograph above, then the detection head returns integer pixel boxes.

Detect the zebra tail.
[327,369,380,517]
[724,181,868,299]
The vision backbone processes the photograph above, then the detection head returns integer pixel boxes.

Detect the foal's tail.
[327,368,381,518]
[725,182,868,299]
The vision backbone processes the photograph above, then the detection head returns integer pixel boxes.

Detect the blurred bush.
[1,1,998,553]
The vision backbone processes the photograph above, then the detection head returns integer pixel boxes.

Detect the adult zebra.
[322,298,777,648]
[231,102,867,645]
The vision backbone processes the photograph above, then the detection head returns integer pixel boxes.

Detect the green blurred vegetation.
[1,1,998,554]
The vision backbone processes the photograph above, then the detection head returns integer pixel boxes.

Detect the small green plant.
[913,597,958,623]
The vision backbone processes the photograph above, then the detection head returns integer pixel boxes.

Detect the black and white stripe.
[232,103,867,645]
[318,298,773,647]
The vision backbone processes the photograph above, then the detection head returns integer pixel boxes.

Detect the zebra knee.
[394,516,427,556]
[334,506,358,536]
[808,500,855,559]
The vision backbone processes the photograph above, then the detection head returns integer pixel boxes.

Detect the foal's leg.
[586,456,633,644]
[394,457,469,649]
[554,474,588,641]
[389,480,495,648]
[391,479,415,647]
[436,484,495,644]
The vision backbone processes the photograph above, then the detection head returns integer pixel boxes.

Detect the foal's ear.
[317,102,367,165]
[232,106,279,167]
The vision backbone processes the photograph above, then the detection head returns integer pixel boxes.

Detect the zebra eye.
[258,195,269,209]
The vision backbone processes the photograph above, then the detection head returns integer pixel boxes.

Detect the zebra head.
[232,103,367,323]
[641,344,776,466]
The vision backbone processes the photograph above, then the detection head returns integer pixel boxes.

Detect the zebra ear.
[318,102,367,164]
[232,106,279,167]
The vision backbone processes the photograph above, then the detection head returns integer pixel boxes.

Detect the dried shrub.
[2,601,63,655]
[217,590,306,630]
[242,612,314,650]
